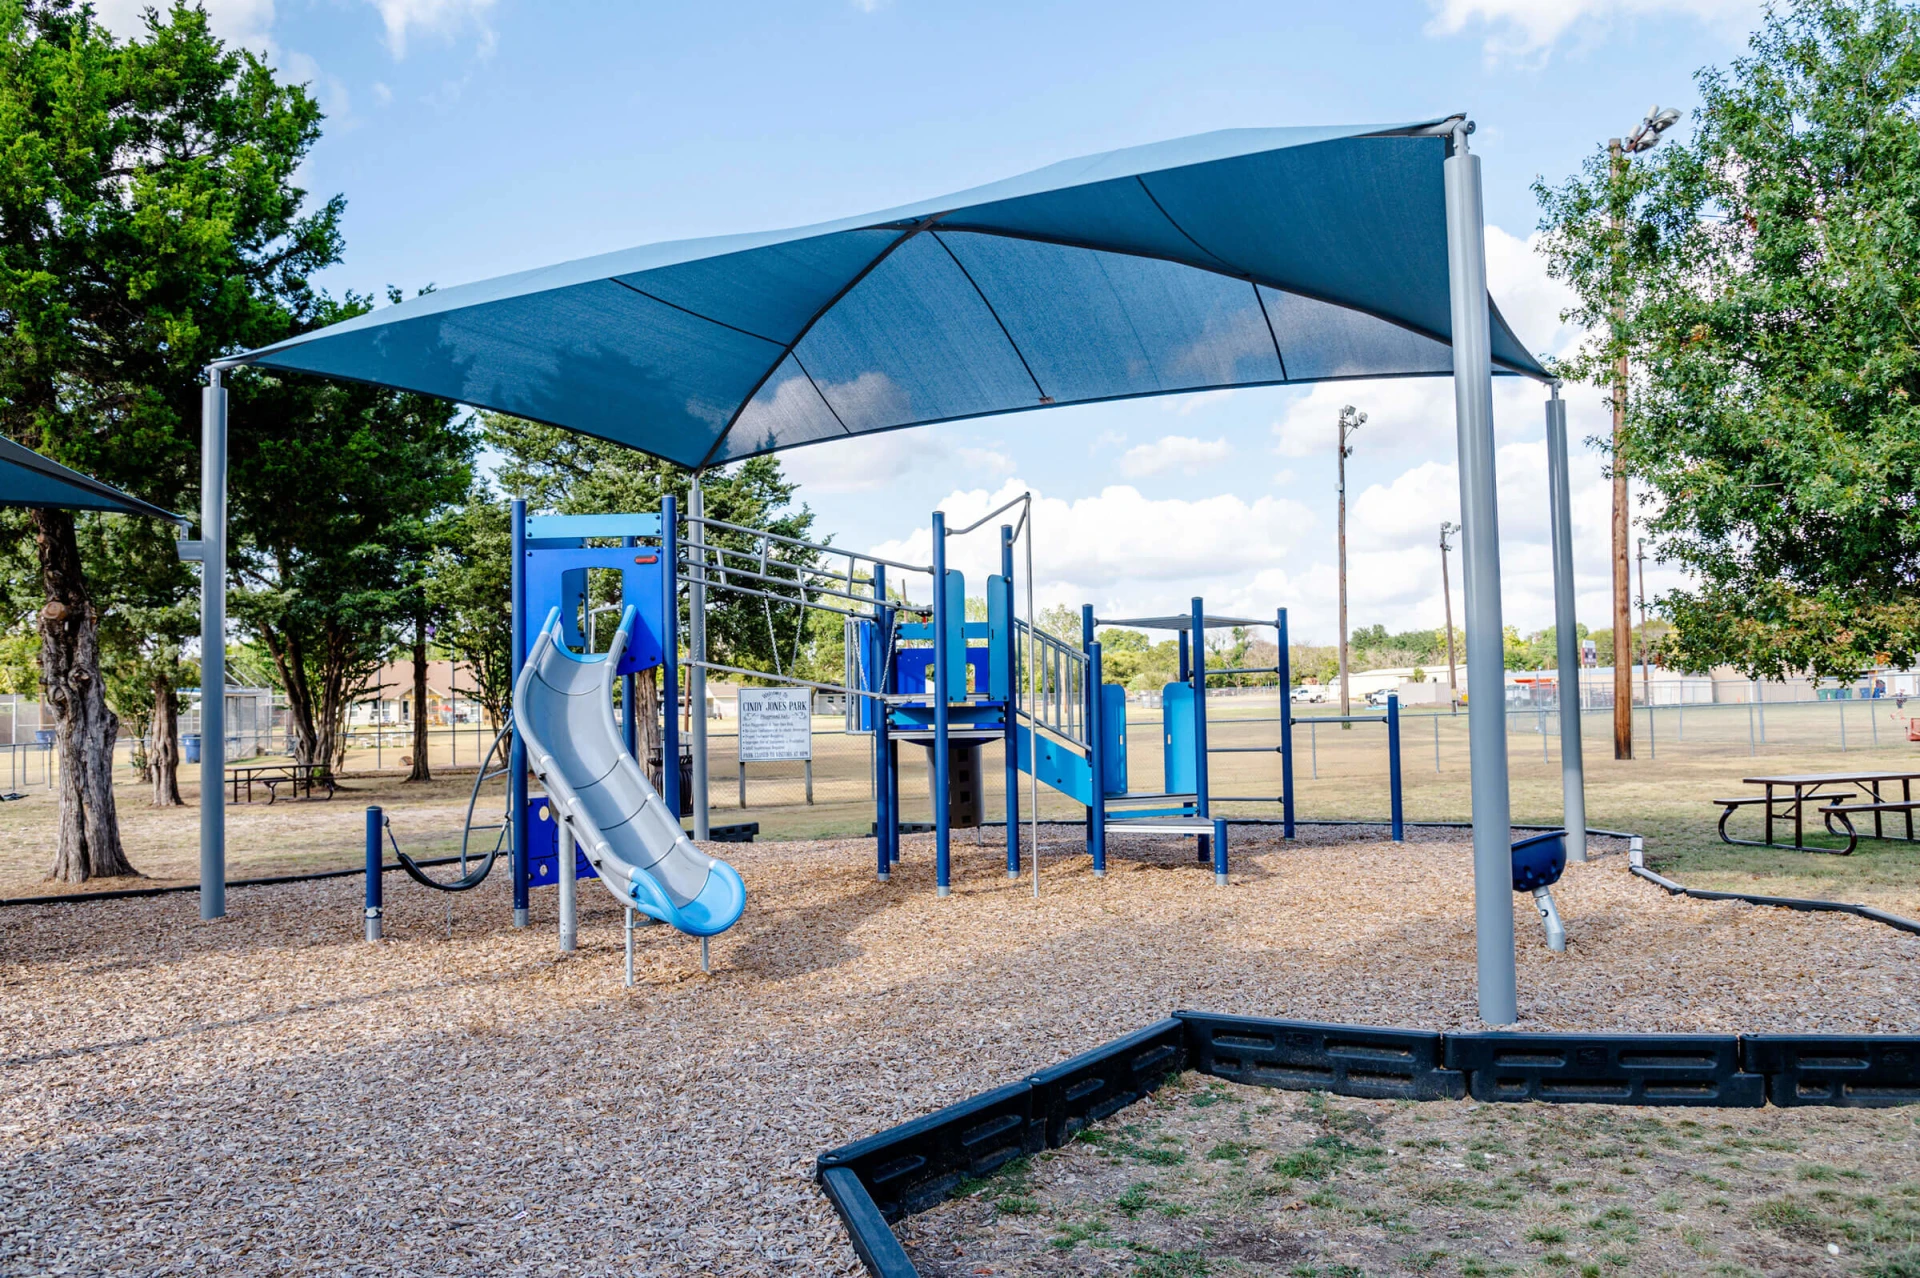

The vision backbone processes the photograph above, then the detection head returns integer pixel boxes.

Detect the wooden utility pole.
[1439,521,1459,705]
[1607,104,1682,759]
[1609,135,1634,760]
[1337,405,1365,725]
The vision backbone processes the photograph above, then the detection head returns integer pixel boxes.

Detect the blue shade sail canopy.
[234,120,1548,469]
[0,435,182,520]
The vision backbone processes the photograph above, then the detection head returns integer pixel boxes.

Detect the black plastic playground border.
[817,819,1920,1277]
[816,1011,1920,1278]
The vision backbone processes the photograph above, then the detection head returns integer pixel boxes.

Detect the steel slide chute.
[514,605,745,937]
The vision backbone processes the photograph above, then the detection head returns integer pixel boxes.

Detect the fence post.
[738,761,747,809]
[1387,694,1403,841]
[805,758,814,805]
[1310,719,1318,780]
[1748,699,1756,756]
[1839,699,1847,752]
[1434,714,1441,773]
[364,806,382,942]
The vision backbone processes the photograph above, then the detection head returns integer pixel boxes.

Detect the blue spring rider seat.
[1510,830,1568,951]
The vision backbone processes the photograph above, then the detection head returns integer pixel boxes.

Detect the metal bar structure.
[1277,607,1295,838]
[662,495,680,820]
[688,513,933,576]
[1445,120,1518,1026]
[931,511,951,897]
[510,499,530,928]
[623,534,639,762]
[873,563,892,881]
[689,478,710,840]
[198,368,229,920]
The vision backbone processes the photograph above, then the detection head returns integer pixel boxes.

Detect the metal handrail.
[687,513,932,576]
[1014,618,1088,747]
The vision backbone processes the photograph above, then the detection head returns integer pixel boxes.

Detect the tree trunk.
[407,622,430,782]
[150,664,182,807]
[32,508,137,882]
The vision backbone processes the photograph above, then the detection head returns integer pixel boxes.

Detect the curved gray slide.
[514,605,746,938]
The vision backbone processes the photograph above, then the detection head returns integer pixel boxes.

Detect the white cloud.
[957,447,1016,476]
[90,0,275,52]
[368,0,496,58]
[1116,435,1232,478]
[372,81,394,106]
[780,430,935,495]
[1427,0,1758,60]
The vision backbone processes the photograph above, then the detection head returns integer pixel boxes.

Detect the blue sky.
[105,0,1762,644]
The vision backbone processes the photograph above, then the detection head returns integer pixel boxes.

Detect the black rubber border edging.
[817,1010,1920,1277]
[1627,840,1920,936]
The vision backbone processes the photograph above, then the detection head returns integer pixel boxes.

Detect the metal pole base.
[624,908,635,988]
[700,936,711,974]
[513,908,529,928]
[365,908,382,942]
[877,871,889,883]
[1214,872,1228,887]
[1007,870,1019,880]
[1093,868,1106,878]
[936,885,951,898]
[1532,886,1567,953]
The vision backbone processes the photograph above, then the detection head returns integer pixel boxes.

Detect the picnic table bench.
[227,762,337,805]
[1715,770,1920,855]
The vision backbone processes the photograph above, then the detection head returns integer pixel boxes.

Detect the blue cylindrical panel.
[1000,529,1019,878]
[1190,598,1210,818]
[1089,640,1106,875]
[873,563,891,880]
[364,805,383,940]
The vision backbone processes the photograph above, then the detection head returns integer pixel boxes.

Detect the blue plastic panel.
[1163,682,1195,794]
[987,575,1011,700]
[893,647,991,699]
[522,546,665,675]
[522,795,599,886]
[1015,725,1092,805]
[1101,683,1128,797]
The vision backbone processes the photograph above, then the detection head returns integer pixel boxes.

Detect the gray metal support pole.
[1547,385,1588,862]
[689,475,710,840]
[558,820,577,952]
[199,368,228,920]
[1445,121,1518,1026]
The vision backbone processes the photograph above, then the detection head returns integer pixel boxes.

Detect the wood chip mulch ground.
[1,824,1915,1276]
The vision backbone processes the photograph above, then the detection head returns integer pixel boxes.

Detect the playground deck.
[4,826,1917,1276]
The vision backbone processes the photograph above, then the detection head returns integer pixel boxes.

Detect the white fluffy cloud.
[1427,0,1759,58]
[89,0,275,51]
[1116,435,1233,478]
[367,0,496,57]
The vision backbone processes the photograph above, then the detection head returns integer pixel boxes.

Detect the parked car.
[1365,688,1397,707]
[1290,684,1327,704]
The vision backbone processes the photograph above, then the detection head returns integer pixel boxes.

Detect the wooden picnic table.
[1733,770,1920,850]
[227,761,336,805]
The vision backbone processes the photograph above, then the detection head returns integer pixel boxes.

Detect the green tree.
[1537,0,1920,680]
[482,413,818,756]
[425,485,513,731]
[227,354,474,776]
[0,2,340,879]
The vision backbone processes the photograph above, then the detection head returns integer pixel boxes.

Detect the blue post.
[1089,639,1106,876]
[622,533,638,759]
[509,499,529,928]
[1081,604,1095,860]
[1000,528,1020,878]
[1177,629,1190,683]
[1191,598,1212,866]
[1212,816,1228,886]
[365,805,383,941]
[932,511,951,896]
[874,563,891,882]
[662,495,680,820]
[1277,607,1295,839]
[1387,693,1404,841]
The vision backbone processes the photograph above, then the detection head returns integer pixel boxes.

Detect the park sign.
[738,688,812,762]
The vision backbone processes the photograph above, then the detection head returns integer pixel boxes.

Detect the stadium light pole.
[1607,104,1681,760]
